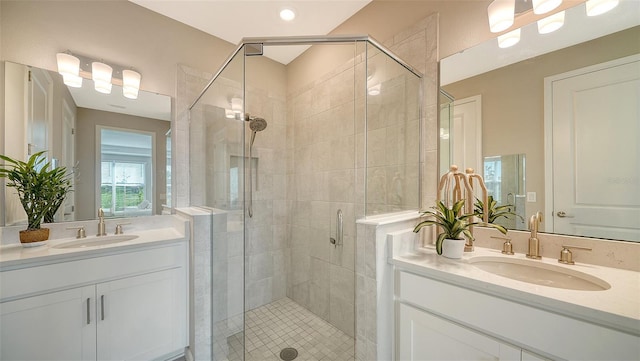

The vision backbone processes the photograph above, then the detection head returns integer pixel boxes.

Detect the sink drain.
[279,347,298,361]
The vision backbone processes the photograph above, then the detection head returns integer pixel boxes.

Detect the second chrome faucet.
[527,211,543,259]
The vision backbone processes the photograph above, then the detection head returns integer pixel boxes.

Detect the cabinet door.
[96,268,186,361]
[0,285,96,360]
[397,303,521,361]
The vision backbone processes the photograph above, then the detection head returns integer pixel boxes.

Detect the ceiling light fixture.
[585,0,619,16]
[279,8,296,21]
[537,10,565,34]
[56,53,83,88]
[498,28,521,48]
[488,0,515,33]
[532,0,562,14]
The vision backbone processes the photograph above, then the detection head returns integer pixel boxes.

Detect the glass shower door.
[189,46,247,361]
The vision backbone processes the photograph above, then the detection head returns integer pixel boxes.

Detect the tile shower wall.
[242,81,289,311]
[354,13,440,361]
[286,56,360,338]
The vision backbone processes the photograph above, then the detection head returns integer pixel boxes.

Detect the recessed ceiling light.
[280,8,296,21]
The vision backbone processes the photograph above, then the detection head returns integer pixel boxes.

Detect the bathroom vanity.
[0,216,189,361]
[389,232,640,361]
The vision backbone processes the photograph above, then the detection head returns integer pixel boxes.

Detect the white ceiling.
[130,0,372,65]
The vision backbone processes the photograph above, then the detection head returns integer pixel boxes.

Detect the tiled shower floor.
[225,297,354,361]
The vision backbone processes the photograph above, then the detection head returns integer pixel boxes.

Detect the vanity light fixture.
[55,51,143,99]
[488,0,515,33]
[91,61,113,94]
[56,53,83,88]
[537,10,565,34]
[279,7,296,21]
[532,0,562,14]
[586,0,619,16]
[122,69,141,99]
[498,28,521,48]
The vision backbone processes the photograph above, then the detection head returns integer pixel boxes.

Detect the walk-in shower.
[188,35,422,361]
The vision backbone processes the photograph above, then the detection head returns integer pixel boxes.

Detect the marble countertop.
[0,217,188,271]
[390,237,640,336]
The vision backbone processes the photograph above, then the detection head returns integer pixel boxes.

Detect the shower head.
[245,114,268,148]
[244,114,268,130]
[249,117,268,132]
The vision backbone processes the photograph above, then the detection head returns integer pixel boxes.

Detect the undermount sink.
[469,256,611,291]
[52,235,139,249]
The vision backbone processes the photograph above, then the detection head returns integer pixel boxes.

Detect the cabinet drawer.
[397,271,639,360]
[1,243,186,301]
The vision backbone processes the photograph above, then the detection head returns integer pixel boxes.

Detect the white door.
[0,286,96,360]
[62,99,76,221]
[96,268,186,360]
[27,68,52,157]
[451,95,483,174]
[397,303,521,361]
[547,55,640,241]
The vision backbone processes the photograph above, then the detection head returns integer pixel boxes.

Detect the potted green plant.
[474,195,524,225]
[0,151,73,246]
[414,199,507,258]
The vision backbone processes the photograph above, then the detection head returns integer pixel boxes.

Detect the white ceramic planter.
[442,238,466,259]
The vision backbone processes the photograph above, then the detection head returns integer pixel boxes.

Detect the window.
[99,128,153,217]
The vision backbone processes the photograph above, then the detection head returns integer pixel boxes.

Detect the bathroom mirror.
[2,61,171,226]
[440,1,640,241]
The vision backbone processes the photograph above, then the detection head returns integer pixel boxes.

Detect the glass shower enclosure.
[189,36,422,361]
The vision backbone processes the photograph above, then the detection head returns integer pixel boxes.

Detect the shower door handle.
[330,209,343,247]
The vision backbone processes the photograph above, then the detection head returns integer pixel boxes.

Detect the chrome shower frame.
[188,35,422,110]
[188,34,424,220]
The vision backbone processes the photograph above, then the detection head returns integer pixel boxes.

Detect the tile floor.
[224,297,354,361]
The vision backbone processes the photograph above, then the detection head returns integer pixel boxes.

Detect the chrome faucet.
[97,208,106,236]
[527,211,543,259]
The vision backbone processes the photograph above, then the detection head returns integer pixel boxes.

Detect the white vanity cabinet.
[1,285,97,360]
[398,302,524,360]
[395,270,639,361]
[0,242,187,361]
[96,268,185,360]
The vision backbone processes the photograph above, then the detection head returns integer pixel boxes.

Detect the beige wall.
[443,26,640,223]
[0,0,235,97]
[75,108,170,221]
[287,0,585,92]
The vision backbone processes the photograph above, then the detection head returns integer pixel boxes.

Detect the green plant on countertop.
[0,151,73,230]
[474,195,524,224]
[414,199,508,255]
